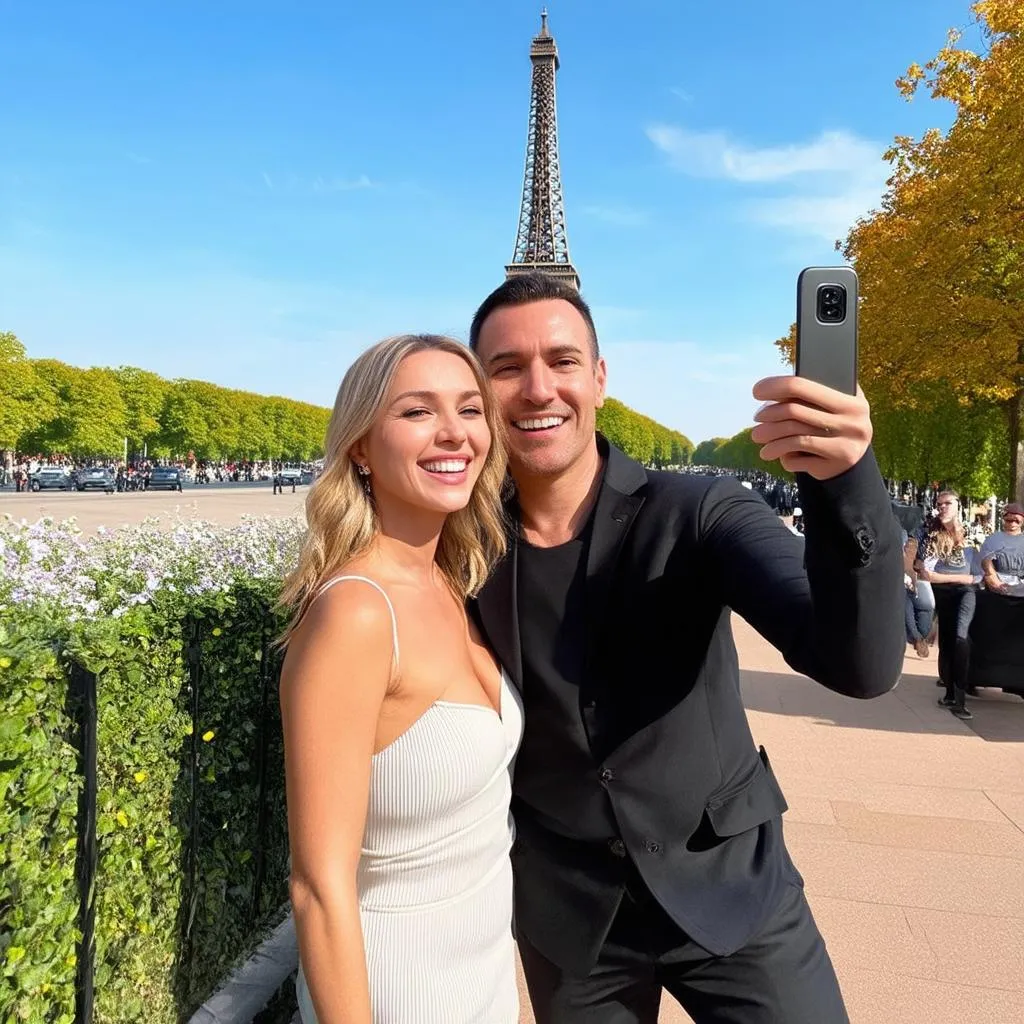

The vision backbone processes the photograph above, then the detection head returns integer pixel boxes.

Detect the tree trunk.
[1009,386,1024,503]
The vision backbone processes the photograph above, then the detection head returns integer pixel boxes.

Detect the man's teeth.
[515,417,565,431]
[423,460,468,473]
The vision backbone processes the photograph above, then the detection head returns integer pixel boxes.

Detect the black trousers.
[518,868,848,1024]
[933,584,976,705]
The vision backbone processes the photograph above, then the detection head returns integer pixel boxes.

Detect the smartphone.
[795,266,858,395]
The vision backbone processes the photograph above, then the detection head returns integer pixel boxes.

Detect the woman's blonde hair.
[928,490,966,561]
[277,334,508,644]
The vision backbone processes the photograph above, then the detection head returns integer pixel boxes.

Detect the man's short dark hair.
[469,272,599,360]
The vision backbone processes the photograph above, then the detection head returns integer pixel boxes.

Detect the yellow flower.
[116,810,129,827]
[0,657,12,669]
[202,730,215,742]
[212,627,223,636]
[134,770,148,784]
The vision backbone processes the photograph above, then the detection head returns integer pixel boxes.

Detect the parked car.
[278,465,303,484]
[147,467,183,492]
[29,466,72,492]
[73,466,116,493]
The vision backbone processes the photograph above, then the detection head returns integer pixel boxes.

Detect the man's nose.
[521,363,556,405]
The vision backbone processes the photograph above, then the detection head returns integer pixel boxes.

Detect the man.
[469,273,904,1023]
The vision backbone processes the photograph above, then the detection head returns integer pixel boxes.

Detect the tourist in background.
[912,491,980,720]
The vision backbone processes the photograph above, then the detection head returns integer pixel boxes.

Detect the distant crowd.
[1,454,323,492]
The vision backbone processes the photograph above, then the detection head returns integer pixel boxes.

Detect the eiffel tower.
[505,9,580,290]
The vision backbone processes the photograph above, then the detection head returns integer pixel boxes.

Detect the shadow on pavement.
[740,667,1024,744]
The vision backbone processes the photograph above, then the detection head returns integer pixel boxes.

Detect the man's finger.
[753,375,864,412]
[758,434,834,462]
[751,419,837,445]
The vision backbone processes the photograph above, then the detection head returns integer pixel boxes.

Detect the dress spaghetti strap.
[313,575,400,671]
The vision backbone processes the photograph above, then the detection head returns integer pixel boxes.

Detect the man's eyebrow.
[390,389,482,403]
[484,343,584,365]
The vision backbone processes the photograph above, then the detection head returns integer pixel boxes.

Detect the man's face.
[474,298,607,480]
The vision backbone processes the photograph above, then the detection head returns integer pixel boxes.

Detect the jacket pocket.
[705,746,789,837]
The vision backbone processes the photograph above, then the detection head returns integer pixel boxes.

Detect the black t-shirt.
[515,518,618,840]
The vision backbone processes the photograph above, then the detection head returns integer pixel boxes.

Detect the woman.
[912,492,980,720]
[278,334,522,1023]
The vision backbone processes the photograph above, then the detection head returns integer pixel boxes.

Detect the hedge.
[0,514,301,1023]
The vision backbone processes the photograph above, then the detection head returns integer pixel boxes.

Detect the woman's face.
[1003,511,1024,535]
[936,495,959,526]
[355,349,492,518]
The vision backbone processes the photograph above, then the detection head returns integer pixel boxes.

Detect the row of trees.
[1,332,331,462]
[1,331,693,468]
[596,397,693,467]
[775,0,1023,501]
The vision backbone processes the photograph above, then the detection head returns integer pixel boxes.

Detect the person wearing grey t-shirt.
[980,503,1024,597]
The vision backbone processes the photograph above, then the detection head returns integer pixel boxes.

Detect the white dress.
[296,576,523,1024]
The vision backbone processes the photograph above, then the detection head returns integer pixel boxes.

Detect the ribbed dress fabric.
[296,576,523,1024]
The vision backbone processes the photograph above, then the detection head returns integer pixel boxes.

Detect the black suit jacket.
[473,436,905,973]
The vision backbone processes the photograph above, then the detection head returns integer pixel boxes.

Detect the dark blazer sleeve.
[698,447,905,698]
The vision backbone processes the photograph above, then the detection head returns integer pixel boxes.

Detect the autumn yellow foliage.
[776,0,1024,499]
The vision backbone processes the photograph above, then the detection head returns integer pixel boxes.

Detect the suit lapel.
[474,538,524,691]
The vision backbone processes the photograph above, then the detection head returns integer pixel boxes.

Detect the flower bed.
[0,513,304,1023]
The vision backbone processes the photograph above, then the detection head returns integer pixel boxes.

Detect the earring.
[356,463,372,496]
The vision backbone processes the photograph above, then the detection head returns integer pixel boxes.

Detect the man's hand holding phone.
[750,375,873,480]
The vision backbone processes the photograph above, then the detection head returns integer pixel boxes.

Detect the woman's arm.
[280,585,395,1024]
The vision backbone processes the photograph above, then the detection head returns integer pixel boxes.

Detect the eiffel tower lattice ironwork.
[505,9,580,290]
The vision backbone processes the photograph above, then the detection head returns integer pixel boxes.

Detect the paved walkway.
[515,618,1024,1023]
[6,487,1021,1021]
[0,483,304,534]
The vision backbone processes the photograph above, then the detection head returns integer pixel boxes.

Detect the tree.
[851,1,1024,498]
[113,367,167,453]
[773,1,1024,498]
[0,332,50,451]
[692,438,727,465]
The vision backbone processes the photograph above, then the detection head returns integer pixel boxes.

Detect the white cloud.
[581,204,649,227]
[645,126,880,182]
[311,173,376,193]
[258,172,378,194]
[646,124,889,241]
[748,190,884,243]
[669,87,694,103]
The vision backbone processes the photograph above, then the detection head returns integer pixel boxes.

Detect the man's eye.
[555,359,577,368]
[492,365,518,376]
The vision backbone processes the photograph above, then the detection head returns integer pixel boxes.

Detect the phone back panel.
[795,266,858,395]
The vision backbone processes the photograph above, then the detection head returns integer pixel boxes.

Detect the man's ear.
[594,356,608,409]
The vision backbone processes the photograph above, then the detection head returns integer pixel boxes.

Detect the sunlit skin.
[351,350,492,541]
[474,299,607,544]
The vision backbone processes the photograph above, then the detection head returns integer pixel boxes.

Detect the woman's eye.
[461,406,483,416]
[402,408,430,419]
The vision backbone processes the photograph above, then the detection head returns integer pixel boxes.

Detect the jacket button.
[599,768,614,783]
[608,839,626,858]
[644,840,661,854]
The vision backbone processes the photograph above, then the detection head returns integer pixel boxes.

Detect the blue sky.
[0,0,982,444]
